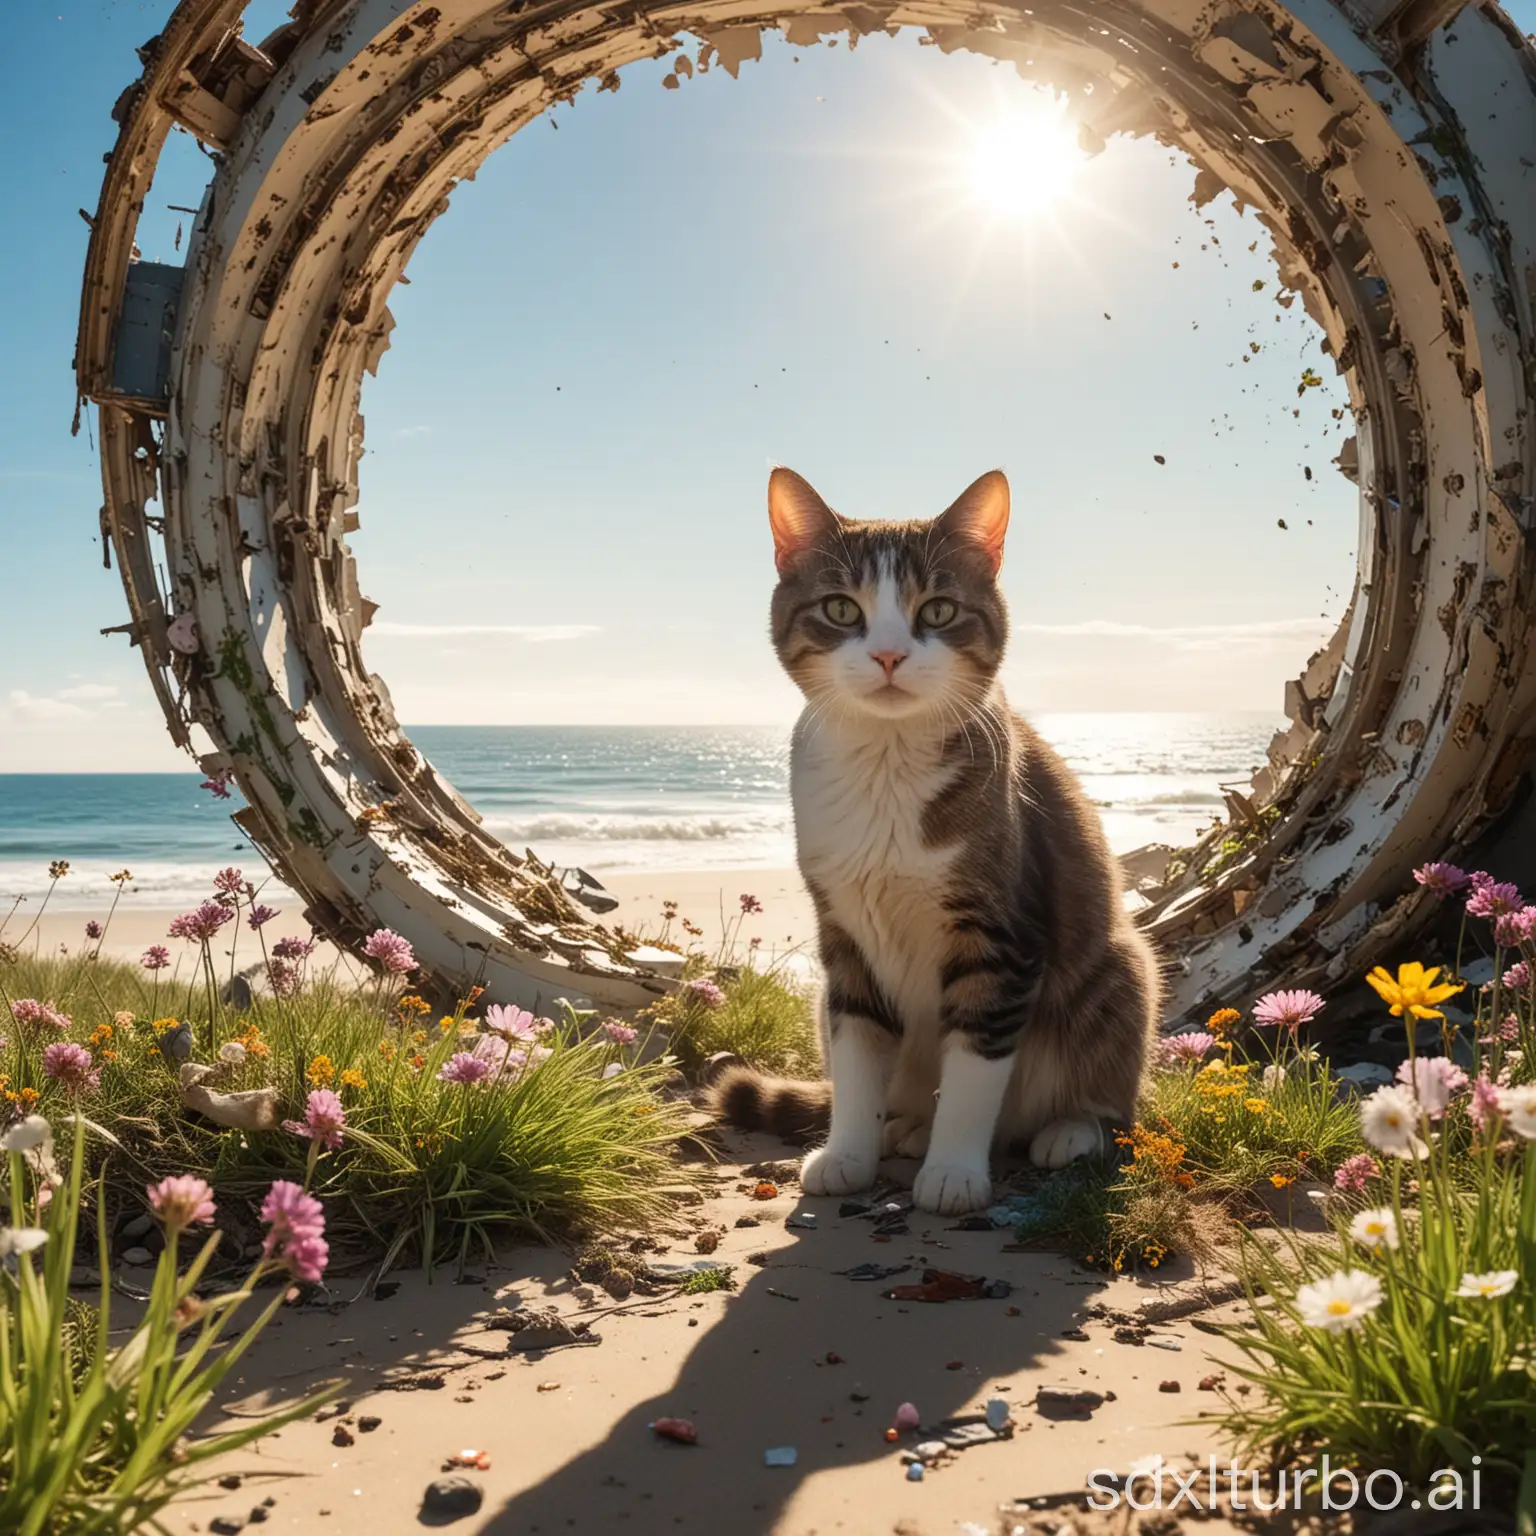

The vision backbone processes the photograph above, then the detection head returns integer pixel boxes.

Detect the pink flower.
[267,959,301,998]
[141,945,171,971]
[1504,961,1530,991]
[739,894,763,915]
[683,979,725,1008]
[213,867,245,895]
[10,999,70,1034]
[42,1042,100,1095]
[362,928,416,974]
[260,1180,328,1283]
[604,1021,638,1046]
[1467,880,1523,920]
[84,920,103,940]
[1333,1153,1380,1193]
[1252,989,1325,1033]
[1469,1075,1503,1133]
[168,901,234,943]
[1413,863,1470,899]
[1159,1031,1215,1065]
[248,903,280,930]
[200,770,233,800]
[283,1088,346,1150]
[1395,1055,1468,1118]
[438,1051,495,1085]
[484,1004,547,1041]
[148,1175,217,1232]
[271,934,315,962]
[1494,907,1536,948]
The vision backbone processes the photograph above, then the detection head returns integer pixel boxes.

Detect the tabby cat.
[710,467,1162,1215]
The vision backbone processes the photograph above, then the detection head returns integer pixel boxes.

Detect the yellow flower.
[306,1054,336,1087]
[1365,961,1464,1020]
[1207,1007,1241,1037]
[151,1016,178,1034]
[18,1087,39,1108]
[378,1040,396,1062]
[340,1068,367,1091]
[1269,1173,1294,1188]
[1244,1097,1270,1113]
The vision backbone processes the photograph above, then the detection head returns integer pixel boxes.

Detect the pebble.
[247,1507,269,1524]
[894,1402,920,1431]
[906,1462,924,1482]
[120,1247,153,1267]
[763,1446,798,1467]
[119,1213,153,1240]
[358,1415,381,1432]
[1034,1385,1104,1416]
[1199,1374,1224,1392]
[209,1518,246,1535]
[218,1475,244,1490]
[985,1398,1011,1431]
[332,1425,354,1446]
[1159,1379,1182,1393]
[912,1440,947,1462]
[421,1477,483,1520]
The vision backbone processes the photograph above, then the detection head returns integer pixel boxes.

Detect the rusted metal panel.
[75,0,1536,1019]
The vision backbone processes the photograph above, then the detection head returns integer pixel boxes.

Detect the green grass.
[643,962,820,1079]
[1,947,697,1276]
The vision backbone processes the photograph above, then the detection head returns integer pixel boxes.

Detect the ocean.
[0,714,1281,909]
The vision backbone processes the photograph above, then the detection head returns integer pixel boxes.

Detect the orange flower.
[306,1054,336,1087]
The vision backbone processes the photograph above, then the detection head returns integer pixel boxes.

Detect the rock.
[247,1508,269,1525]
[763,1446,798,1467]
[209,1518,246,1535]
[657,1184,704,1207]
[1336,1061,1394,1091]
[358,1415,381,1432]
[985,1398,1011,1431]
[332,1425,354,1446]
[421,1477,484,1521]
[733,1214,760,1228]
[1159,1379,1182,1393]
[694,1229,722,1254]
[1198,1374,1224,1391]
[1034,1385,1104,1419]
[119,1213,153,1240]
[218,1475,243,1490]
[601,1268,635,1300]
[913,1440,948,1462]
[120,1247,153,1267]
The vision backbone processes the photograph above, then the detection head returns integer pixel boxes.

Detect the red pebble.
[650,1417,698,1444]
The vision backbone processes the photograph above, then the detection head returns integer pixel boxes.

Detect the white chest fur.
[791,717,960,1029]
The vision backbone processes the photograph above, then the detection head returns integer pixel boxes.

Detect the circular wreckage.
[77,0,1536,1020]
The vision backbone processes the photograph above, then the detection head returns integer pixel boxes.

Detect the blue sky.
[6,2,1527,770]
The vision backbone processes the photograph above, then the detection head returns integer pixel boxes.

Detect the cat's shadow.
[476,1141,1137,1536]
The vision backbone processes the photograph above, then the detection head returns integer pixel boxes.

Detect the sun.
[966,97,1086,219]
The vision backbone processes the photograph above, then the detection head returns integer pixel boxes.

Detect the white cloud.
[1015,617,1336,651]
[56,683,121,702]
[368,622,600,642]
[4,690,89,721]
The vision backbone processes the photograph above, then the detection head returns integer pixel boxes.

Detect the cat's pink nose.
[869,650,908,681]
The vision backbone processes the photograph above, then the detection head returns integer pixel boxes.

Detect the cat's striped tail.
[705,1065,831,1145]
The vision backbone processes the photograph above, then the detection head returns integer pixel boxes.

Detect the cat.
[709,467,1162,1215]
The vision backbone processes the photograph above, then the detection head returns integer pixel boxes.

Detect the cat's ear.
[768,468,840,575]
[936,470,1010,574]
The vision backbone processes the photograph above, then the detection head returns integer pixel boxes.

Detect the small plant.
[648,966,819,1078]
[0,1114,337,1535]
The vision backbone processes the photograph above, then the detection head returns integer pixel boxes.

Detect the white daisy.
[1359,1085,1429,1160]
[1348,1207,1400,1252]
[1496,1084,1536,1140]
[1295,1269,1383,1332]
[1455,1270,1518,1299]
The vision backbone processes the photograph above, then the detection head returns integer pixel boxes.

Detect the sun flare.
[967,98,1086,218]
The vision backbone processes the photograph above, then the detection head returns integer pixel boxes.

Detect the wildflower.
[1360,1084,1429,1159]
[1334,1153,1380,1193]
[41,1042,100,1095]
[84,920,103,940]
[110,869,132,884]
[378,1039,396,1062]
[1467,1075,1502,1134]
[1455,1271,1518,1299]
[1269,1172,1293,1188]
[213,867,244,896]
[684,978,727,1008]
[248,903,280,929]
[267,959,301,998]
[1295,1269,1383,1333]
[408,1053,425,1070]
[1467,880,1523,919]
[1159,1030,1215,1066]
[113,1010,134,1029]
[0,1116,52,1154]
[1494,907,1536,949]
[237,1022,270,1058]
[438,1052,495,1085]
[260,1180,328,1283]
[1481,1013,1522,1046]
[396,993,431,1018]
[88,1024,113,1048]
[142,944,171,971]
[272,934,316,962]
[200,770,234,799]
[362,928,416,974]
[10,999,70,1033]
[148,1175,217,1233]
[1413,862,1470,898]
[1365,961,1464,1020]
[1348,1207,1400,1252]
[1246,1098,1272,1114]
[339,1068,367,1091]
[484,1004,547,1040]
[49,860,70,880]
[1252,989,1325,1033]
[1206,1007,1241,1037]
[1395,1056,1468,1118]
[1503,960,1530,991]
[739,894,764,915]
[306,1054,336,1087]
[604,1021,638,1045]
[1496,1084,1536,1139]
[284,1087,346,1150]
[168,901,234,943]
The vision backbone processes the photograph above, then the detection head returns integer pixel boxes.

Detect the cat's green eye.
[918,597,958,628]
[822,596,863,628]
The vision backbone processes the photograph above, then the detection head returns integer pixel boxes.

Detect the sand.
[159,1127,1257,1536]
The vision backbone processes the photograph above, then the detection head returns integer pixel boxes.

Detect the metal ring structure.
[77,0,1536,1019]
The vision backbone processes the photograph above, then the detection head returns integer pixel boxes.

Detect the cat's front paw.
[912,1160,992,1215]
[1029,1118,1103,1169]
[801,1144,878,1196]
[881,1115,932,1159]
